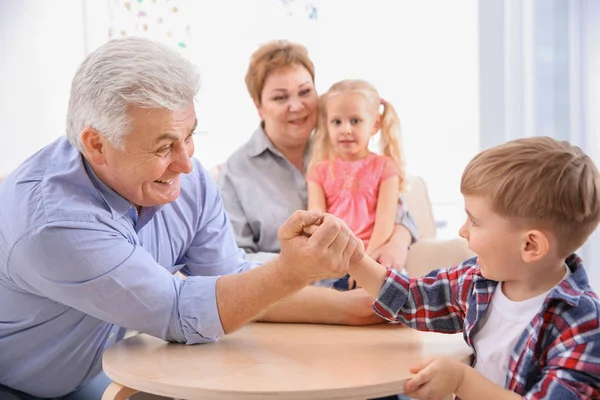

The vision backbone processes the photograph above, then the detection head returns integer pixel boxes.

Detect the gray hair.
[66,36,200,151]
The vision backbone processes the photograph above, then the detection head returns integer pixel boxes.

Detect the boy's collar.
[469,254,592,307]
[544,254,591,307]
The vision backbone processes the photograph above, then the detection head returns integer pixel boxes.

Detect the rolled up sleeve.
[395,196,419,244]
[9,221,226,344]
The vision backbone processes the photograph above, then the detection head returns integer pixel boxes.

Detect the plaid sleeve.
[523,304,600,399]
[372,261,477,333]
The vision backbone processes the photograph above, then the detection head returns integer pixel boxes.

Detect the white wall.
[1,2,479,234]
[580,0,600,290]
[0,0,86,177]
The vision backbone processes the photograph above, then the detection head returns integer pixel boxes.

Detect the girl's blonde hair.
[308,79,405,191]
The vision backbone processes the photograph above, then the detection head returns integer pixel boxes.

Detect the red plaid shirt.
[373,254,600,399]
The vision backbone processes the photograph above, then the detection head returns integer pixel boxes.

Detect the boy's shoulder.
[548,255,600,332]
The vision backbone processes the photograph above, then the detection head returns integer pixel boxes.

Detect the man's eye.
[157,145,172,154]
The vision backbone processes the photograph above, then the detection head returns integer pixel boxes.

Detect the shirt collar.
[83,157,138,219]
[247,124,278,158]
[246,124,313,173]
[469,254,591,308]
[547,253,593,307]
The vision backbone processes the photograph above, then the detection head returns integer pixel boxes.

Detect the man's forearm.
[258,285,348,324]
[216,258,308,333]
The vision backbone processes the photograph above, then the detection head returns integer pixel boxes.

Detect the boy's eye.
[351,118,361,124]
[331,119,341,125]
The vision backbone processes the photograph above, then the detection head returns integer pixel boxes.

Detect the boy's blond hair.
[461,136,600,257]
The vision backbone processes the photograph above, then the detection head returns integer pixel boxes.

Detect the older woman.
[218,40,417,270]
[218,39,415,400]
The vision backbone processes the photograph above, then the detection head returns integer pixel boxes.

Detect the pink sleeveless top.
[307,153,399,248]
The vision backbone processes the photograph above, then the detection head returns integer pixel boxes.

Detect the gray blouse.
[217,126,418,263]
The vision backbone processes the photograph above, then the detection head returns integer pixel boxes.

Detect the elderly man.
[0,37,374,399]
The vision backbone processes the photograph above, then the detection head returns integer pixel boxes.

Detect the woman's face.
[257,65,318,149]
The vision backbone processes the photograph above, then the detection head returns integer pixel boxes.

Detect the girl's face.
[325,93,380,161]
[256,65,318,149]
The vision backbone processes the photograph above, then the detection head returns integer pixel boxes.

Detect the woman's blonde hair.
[461,136,600,257]
[245,40,315,106]
[308,79,405,191]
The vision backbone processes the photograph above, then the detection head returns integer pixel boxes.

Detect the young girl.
[307,79,405,289]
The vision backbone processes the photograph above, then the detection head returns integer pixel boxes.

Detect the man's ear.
[521,229,549,263]
[80,127,107,166]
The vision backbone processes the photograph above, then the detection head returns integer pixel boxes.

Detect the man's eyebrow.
[153,133,179,144]
[153,120,198,144]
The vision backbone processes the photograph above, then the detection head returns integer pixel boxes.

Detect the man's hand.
[277,211,364,286]
[404,358,465,400]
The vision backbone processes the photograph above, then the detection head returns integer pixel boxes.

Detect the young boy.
[350,137,600,399]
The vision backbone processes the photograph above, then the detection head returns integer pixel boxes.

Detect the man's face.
[92,103,197,208]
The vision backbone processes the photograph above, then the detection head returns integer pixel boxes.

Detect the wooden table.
[102,323,472,400]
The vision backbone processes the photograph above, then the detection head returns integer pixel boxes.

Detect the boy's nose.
[458,224,469,240]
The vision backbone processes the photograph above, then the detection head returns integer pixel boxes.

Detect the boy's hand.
[404,358,466,400]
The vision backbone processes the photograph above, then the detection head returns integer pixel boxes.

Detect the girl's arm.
[307,180,327,213]
[366,175,400,256]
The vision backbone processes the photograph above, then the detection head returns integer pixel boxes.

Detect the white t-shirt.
[473,265,570,387]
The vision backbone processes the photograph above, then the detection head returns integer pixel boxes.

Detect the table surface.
[103,322,472,400]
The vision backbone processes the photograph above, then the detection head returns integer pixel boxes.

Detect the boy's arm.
[520,326,600,399]
[366,176,399,256]
[349,256,472,333]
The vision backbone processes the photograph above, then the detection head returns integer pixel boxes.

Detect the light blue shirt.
[0,137,255,398]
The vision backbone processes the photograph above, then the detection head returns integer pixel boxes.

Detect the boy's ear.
[81,127,108,166]
[521,229,549,263]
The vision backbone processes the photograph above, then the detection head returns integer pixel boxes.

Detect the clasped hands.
[276,210,364,285]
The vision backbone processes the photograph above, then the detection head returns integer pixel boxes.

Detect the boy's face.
[459,195,525,281]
